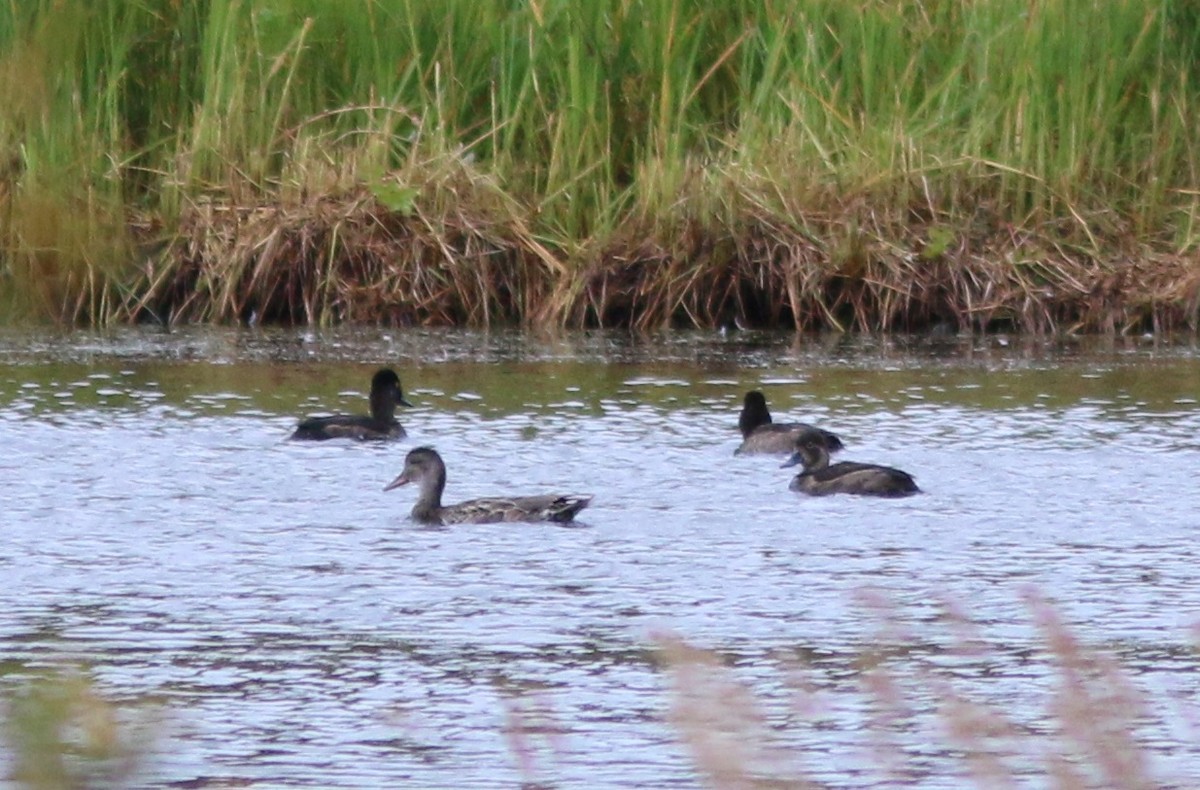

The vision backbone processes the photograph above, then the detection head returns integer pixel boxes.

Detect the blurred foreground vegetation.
[3,593,1188,787]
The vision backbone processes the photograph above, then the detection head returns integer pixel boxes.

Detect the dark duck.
[736,390,843,455]
[782,436,919,498]
[290,368,412,441]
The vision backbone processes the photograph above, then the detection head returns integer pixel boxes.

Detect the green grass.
[1,0,1198,327]
[2,668,152,789]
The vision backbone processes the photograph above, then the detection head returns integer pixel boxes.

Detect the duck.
[290,368,412,441]
[384,447,593,525]
[735,390,843,455]
[782,436,919,497]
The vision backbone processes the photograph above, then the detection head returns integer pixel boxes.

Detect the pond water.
[2,327,1199,788]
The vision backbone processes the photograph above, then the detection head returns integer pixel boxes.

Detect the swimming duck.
[735,390,843,455]
[782,436,919,497]
[290,368,412,441]
[384,447,593,525]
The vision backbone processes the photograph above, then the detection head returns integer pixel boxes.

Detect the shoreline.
[123,187,1200,335]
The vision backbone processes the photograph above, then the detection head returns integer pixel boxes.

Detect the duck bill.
[780,453,801,469]
[383,472,412,491]
[391,387,413,408]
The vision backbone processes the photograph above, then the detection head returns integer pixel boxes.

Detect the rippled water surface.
[2,327,1200,788]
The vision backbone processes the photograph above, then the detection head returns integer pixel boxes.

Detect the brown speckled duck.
[735,390,843,455]
[290,368,412,441]
[384,447,593,525]
[782,436,919,498]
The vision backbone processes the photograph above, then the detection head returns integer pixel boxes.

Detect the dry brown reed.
[656,591,1177,789]
[657,631,822,789]
[126,175,1200,333]
[579,191,1200,334]
[132,173,557,328]
[497,679,570,787]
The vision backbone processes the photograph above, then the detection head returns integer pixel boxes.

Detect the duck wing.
[816,462,919,496]
[291,415,403,441]
[812,461,881,481]
[440,494,593,524]
[737,422,843,454]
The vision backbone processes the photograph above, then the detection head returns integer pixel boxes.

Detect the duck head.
[371,368,413,410]
[781,436,828,471]
[738,390,772,436]
[384,446,444,492]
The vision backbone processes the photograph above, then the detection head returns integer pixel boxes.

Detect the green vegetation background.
[1,0,1199,328]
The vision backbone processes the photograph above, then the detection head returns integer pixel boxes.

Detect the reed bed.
[2,0,1199,330]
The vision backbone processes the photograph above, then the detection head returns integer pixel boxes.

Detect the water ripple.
[1,329,1199,787]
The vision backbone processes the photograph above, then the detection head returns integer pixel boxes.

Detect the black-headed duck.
[782,436,919,497]
[290,368,412,441]
[736,390,843,455]
[384,447,593,525]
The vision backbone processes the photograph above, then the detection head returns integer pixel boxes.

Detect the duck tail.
[549,495,593,522]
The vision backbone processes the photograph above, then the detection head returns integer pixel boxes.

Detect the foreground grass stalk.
[656,593,1170,789]
[0,595,1186,787]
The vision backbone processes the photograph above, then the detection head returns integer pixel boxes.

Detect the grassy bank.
[1,0,1199,331]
